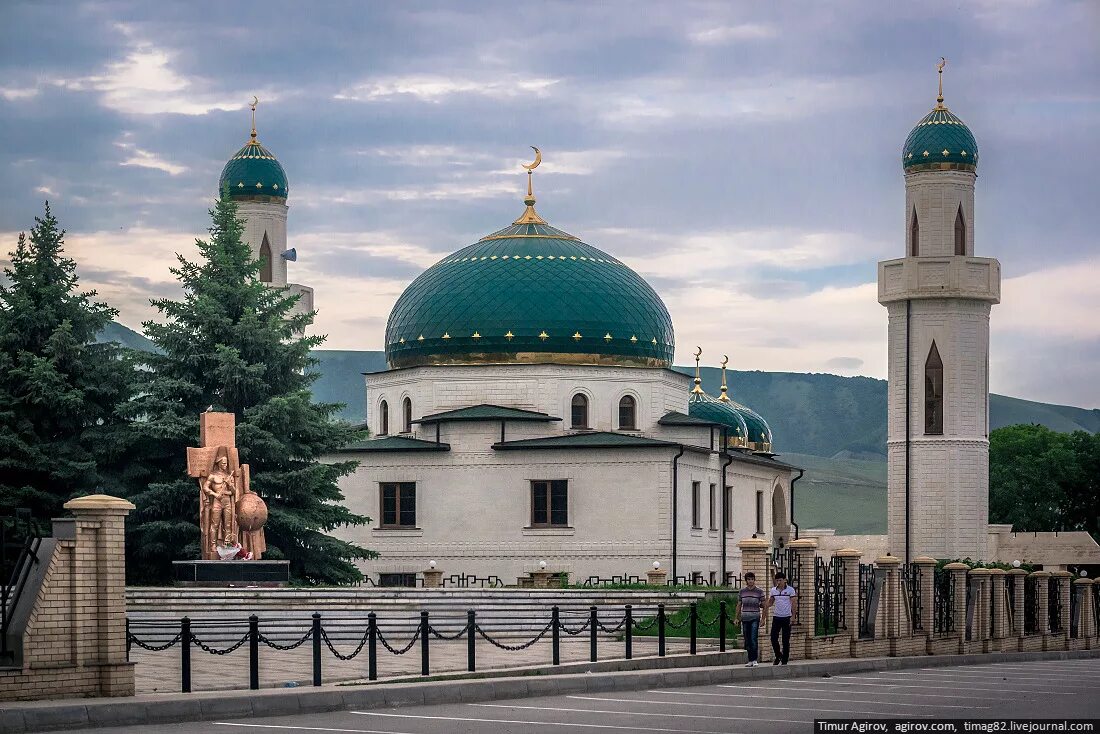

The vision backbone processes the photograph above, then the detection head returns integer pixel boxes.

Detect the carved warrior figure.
[187,412,267,560]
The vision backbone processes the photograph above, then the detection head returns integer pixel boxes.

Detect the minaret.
[879,60,1000,562]
[218,99,314,316]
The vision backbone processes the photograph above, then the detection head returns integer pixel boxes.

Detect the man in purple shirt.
[735,572,765,666]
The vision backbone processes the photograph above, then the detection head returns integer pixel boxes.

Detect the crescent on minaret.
[522,146,542,171]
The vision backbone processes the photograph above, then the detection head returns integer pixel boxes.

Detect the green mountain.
[97,323,1097,534]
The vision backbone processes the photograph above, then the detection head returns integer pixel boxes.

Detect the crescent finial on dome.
[719,355,731,402]
[692,346,705,395]
[936,58,946,109]
[250,96,259,142]
[513,146,547,225]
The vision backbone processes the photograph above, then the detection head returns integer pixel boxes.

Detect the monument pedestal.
[173,560,290,587]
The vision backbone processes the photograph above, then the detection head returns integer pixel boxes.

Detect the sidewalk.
[2,648,1098,733]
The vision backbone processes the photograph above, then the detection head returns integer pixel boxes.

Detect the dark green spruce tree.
[123,194,372,584]
[0,203,134,524]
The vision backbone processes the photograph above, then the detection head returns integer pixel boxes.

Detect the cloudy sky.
[1,1,1097,408]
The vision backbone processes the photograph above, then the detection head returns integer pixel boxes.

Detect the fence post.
[551,606,560,666]
[248,614,259,690]
[1076,578,1094,640]
[1008,568,1028,644]
[589,606,598,662]
[1053,571,1072,642]
[420,610,429,676]
[1031,571,1051,646]
[625,605,632,660]
[689,602,698,655]
[658,604,666,657]
[719,600,727,653]
[181,616,192,694]
[367,612,377,681]
[311,613,322,686]
[467,610,476,672]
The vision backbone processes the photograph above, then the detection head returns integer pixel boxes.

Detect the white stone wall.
[905,170,975,257]
[236,201,289,285]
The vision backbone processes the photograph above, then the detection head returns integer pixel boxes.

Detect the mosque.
[218,66,1100,584]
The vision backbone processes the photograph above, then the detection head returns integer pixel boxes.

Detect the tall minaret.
[879,60,1000,562]
[218,98,314,316]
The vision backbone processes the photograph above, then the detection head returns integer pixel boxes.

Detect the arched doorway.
[771,482,791,547]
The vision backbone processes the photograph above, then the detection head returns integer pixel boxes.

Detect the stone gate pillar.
[969,568,991,649]
[1008,567,1028,645]
[876,554,902,640]
[64,494,136,696]
[1076,578,1095,643]
[738,536,772,661]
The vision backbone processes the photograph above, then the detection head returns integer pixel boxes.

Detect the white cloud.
[0,86,39,101]
[996,258,1100,341]
[334,74,559,103]
[116,139,188,175]
[688,23,777,45]
[35,186,57,196]
[55,46,248,116]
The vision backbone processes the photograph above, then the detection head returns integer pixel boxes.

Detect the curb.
[2,648,1098,732]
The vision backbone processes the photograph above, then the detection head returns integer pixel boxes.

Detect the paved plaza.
[90,657,1100,733]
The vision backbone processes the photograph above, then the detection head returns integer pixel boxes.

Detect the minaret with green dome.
[218,99,313,313]
[879,60,1000,563]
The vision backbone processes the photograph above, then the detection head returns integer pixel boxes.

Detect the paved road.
[93,658,1100,733]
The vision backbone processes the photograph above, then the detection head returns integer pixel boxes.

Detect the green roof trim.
[414,404,561,425]
[341,436,450,452]
[493,431,683,451]
[902,106,978,173]
[385,216,675,369]
[658,411,720,427]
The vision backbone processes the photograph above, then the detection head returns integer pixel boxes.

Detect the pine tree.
[123,195,372,584]
[0,204,134,524]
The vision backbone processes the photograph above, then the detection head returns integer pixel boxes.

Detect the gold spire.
[691,346,704,395]
[719,355,731,402]
[936,58,946,109]
[513,146,547,225]
[249,95,259,142]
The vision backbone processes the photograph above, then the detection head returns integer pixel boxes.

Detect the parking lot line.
[471,703,795,727]
[746,682,997,699]
[351,710,725,733]
[882,670,1099,686]
[648,688,979,708]
[566,694,933,717]
[830,675,1076,694]
[958,665,1100,678]
[216,724,416,734]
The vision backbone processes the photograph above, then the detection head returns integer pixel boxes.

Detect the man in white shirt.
[765,571,797,665]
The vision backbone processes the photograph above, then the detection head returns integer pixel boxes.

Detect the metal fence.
[932,567,955,636]
[1024,577,1039,635]
[814,556,844,636]
[902,563,922,632]
[1005,574,1017,634]
[1070,582,1080,639]
[1048,577,1063,634]
[127,601,742,694]
[858,563,877,639]
[772,547,800,588]
[1,509,42,665]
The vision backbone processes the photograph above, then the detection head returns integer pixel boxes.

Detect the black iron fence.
[1024,577,1039,635]
[772,547,801,589]
[932,567,955,636]
[1,509,42,665]
[902,563,922,632]
[1070,582,1080,639]
[1048,577,1063,634]
[858,563,877,639]
[814,556,844,636]
[127,601,743,694]
[1005,574,1017,634]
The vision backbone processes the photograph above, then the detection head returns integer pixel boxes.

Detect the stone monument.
[173,411,287,585]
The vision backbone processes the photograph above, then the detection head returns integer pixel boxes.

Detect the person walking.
[735,571,765,666]
[766,571,797,665]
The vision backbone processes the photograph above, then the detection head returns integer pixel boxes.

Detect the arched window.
[954,205,966,256]
[618,395,637,430]
[924,342,944,435]
[402,397,412,433]
[909,208,919,257]
[378,400,389,435]
[570,393,589,429]
[259,232,273,282]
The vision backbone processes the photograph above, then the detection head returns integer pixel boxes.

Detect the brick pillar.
[945,562,970,645]
[1031,571,1050,646]
[969,568,991,647]
[788,539,817,634]
[1052,571,1072,640]
[423,568,443,589]
[835,548,862,644]
[989,569,1006,643]
[738,537,771,661]
[913,556,936,636]
[63,494,136,697]
[647,568,668,585]
[1077,579,1095,643]
[1008,568,1028,641]
[876,554,902,639]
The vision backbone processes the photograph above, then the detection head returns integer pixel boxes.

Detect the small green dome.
[728,400,773,450]
[219,138,288,201]
[902,106,978,173]
[688,392,749,443]
[385,213,674,369]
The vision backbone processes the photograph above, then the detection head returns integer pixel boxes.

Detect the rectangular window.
[755,490,764,534]
[724,485,732,529]
[691,481,701,529]
[531,480,569,527]
[380,482,416,528]
[709,483,717,530]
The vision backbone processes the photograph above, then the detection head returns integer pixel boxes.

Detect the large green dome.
[902,105,978,173]
[385,210,674,369]
[219,138,288,201]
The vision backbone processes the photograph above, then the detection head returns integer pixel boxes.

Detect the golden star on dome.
[417,335,424,342]
[255,182,263,188]
[539,331,549,341]
[472,331,481,339]
[923,151,930,157]
[572,331,582,341]
[442,332,451,339]
[942,149,950,156]
[505,331,514,341]
[399,337,406,344]
[604,333,612,342]
[630,335,638,343]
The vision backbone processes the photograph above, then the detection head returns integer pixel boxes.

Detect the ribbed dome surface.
[903,106,978,172]
[219,140,288,200]
[385,219,675,369]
